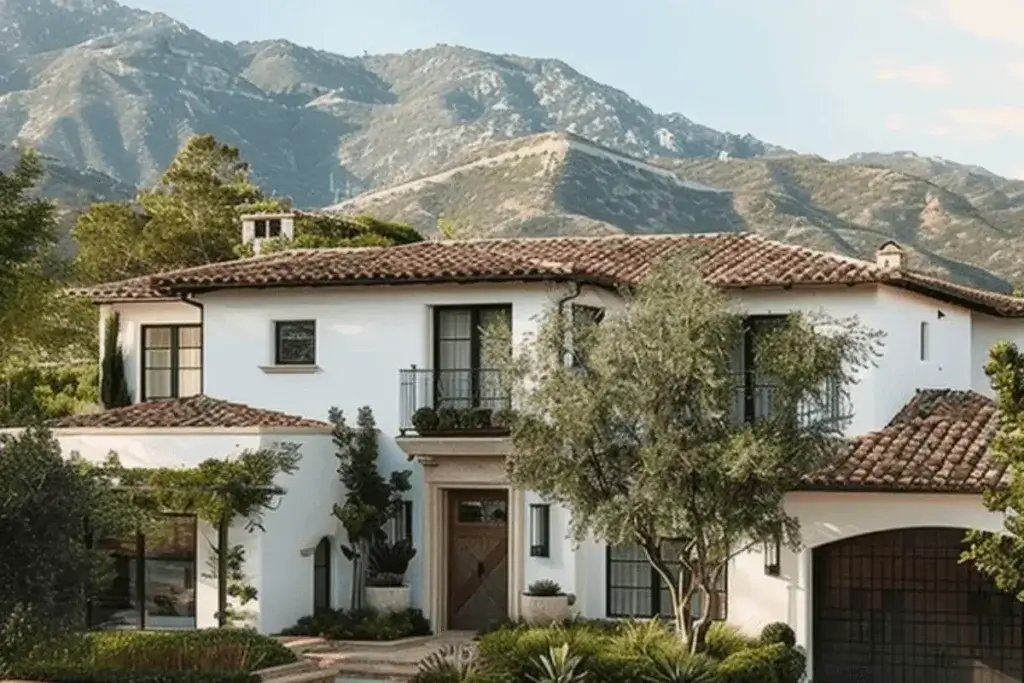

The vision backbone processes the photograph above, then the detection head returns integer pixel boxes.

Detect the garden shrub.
[8,666,259,683]
[759,622,796,648]
[705,622,759,661]
[279,607,431,641]
[716,645,783,683]
[18,629,296,672]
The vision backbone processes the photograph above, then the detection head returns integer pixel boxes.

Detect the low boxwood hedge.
[279,607,431,641]
[8,666,260,683]
[15,628,296,673]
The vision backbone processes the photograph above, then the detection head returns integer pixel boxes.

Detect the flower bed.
[7,629,297,683]
[411,619,804,683]
[279,607,432,641]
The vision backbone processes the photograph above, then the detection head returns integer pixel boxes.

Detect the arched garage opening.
[813,527,1023,683]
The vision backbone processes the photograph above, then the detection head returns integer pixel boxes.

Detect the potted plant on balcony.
[411,405,514,436]
[521,579,571,625]
[365,538,417,612]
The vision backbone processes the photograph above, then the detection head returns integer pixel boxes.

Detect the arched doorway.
[313,537,331,613]
[813,527,1023,683]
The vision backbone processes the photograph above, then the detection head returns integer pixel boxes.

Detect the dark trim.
[140,324,203,402]
[313,536,331,613]
[741,315,787,423]
[273,320,317,366]
[403,500,413,543]
[529,503,551,557]
[604,545,728,621]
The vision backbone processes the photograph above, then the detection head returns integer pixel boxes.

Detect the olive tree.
[495,256,880,652]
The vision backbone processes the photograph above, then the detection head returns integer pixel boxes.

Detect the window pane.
[178,326,201,348]
[177,369,201,397]
[144,516,196,630]
[91,535,141,630]
[269,219,282,237]
[177,348,201,369]
[144,370,172,400]
[438,309,472,339]
[276,321,316,364]
[144,349,172,369]
[144,327,172,348]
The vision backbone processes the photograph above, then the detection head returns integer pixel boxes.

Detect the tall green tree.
[99,312,131,409]
[72,134,286,283]
[963,342,1024,599]
[494,256,880,652]
[0,426,141,664]
[329,406,412,608]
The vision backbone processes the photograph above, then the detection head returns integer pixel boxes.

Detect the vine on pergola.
[98,444,301,626]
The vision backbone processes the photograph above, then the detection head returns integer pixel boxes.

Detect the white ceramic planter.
[521,594,571,625]
[365,585,411,613]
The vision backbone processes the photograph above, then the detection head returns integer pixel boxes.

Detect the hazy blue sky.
[122,0,1024,179]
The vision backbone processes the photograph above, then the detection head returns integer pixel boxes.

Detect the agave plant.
[647,652,720,683]
[368,538,417,580]
[415,643,479,682]
[528,643,588,683]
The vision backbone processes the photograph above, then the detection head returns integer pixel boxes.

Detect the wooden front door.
[447,489,509,631]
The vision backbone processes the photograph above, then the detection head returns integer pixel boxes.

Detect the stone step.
[259,660,318,680]
[334,660,416,679]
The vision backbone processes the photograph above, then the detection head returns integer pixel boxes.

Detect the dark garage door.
[814,527,1023,683]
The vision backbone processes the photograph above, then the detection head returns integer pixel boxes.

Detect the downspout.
[179,294,205,395]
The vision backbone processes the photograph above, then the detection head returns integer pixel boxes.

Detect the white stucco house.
[59,217,1024,682]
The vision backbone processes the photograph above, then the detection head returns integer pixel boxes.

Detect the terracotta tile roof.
[809,389,1007,493]
[67,275,177,302]
[74,233,1024,317]
[51,395,331,430]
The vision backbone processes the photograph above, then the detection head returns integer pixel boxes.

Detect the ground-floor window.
[313,536,331,613]
[88,514,197,630]
[606,544,727,620]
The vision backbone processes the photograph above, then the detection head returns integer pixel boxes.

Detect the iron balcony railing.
[398,367,851,436]
[399,366,512,436]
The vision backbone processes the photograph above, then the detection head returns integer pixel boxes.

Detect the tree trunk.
[217,514,229,627]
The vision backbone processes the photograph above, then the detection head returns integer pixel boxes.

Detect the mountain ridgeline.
[0,0,1023,289]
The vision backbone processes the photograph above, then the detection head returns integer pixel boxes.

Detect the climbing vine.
[99,443,302,626]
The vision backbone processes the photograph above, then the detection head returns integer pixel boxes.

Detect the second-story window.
[571,304,604,367]
[434,305,511,411]
[274,320,317,365]
[253,218,282,239]
[142,325,202,401]
[731,316,787,424]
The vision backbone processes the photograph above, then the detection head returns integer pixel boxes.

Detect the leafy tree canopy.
[495,256,881,652]
[71,134,287,283]
[963,342,1024,599]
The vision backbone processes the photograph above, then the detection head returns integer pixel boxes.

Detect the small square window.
[275,320,316,365]
[268,218,282,237]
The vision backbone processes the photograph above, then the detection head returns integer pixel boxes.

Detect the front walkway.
[281,632,476,680]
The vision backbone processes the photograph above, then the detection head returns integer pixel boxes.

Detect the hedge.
[8,666,260,683]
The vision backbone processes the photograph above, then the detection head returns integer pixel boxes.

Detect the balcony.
[399,367,513,437]
[734,375,851,429]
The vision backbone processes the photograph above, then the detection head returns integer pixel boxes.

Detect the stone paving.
[281,632,476,681]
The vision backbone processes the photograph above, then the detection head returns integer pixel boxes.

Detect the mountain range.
[1,0,1023,290]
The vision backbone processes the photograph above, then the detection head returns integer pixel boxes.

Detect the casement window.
[253,218,282,239]
[385,500,414,543]
[606,544,727,621]
[433,305,511,410]
[87,514,197,630]
[274,320,317,365]
[141,325,202,401]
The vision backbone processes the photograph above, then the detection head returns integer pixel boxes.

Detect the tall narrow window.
[313,537,331,613]
[142,325,202,401]
[570,304,604,367]
[433,306,511,412]
[253,219,268,238]
[920,321,929,361]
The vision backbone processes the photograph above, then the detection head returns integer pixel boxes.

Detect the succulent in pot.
[365,539,417,613]
[521,579,571,625]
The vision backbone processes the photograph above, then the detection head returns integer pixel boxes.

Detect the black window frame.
[737,315,787,424]
[274,320,317,366]
[386,500,414,543]
[432,304,512,405]
[253,219,267,239]
[140,324,203,402]
[268,218,282,237]
[86,512,198,631]
[313,536,332,614]
[605,544,727,621]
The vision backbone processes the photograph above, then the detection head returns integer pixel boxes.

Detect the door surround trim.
[420,455,524,631]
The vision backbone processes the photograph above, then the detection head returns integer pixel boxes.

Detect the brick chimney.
[875,241,905,270]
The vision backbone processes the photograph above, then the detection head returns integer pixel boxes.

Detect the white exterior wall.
[970,313,1024,396]
[53,429,336,634]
